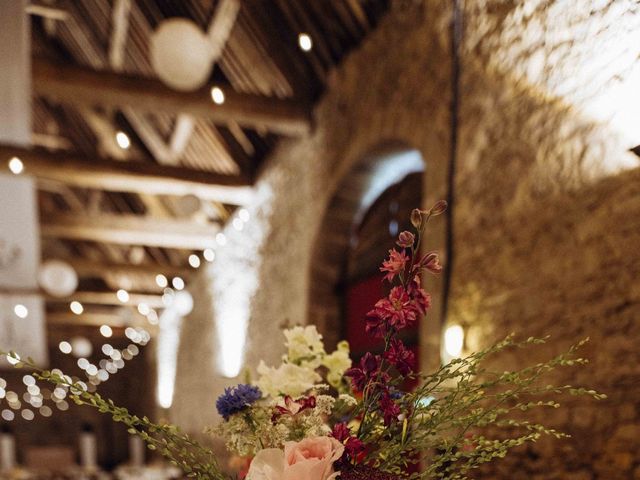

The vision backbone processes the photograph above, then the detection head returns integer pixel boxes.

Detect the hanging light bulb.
[298,33,313,52]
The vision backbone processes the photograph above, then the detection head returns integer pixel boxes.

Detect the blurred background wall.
[173,2,640,478]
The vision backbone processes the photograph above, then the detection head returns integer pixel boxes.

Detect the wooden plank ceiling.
[4,0,390,335]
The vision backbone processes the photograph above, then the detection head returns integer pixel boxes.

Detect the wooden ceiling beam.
[47,312,149,328]
[47,291,165,309]
[0,145,254,205]
[65,258,192,279]
[41,213,221,250]
[32,58,312,136]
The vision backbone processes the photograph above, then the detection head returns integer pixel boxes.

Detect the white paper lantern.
[150,18,213,92]
[38,260,78,297]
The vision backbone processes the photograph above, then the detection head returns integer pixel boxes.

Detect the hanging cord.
[442,0,463,324]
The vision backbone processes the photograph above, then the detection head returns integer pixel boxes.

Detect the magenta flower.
[407,275,432,316]
[380,249,409,282]
[370,286,418,330]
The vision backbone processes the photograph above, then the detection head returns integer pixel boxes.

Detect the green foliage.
[2,334,604,480]
[354,336,605,479]
[0,353,227,480]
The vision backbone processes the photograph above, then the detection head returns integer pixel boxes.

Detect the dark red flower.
[384,339,415,375]
[396,231,415,248]
[344,436,366,458]
[365,313,388,338]
[344,353,386,392]
[331,422,351,442]
[332,422,365,460]
[380,249,409,282]
[379,393,401,426]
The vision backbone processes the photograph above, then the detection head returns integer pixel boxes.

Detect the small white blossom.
[338,394,358,407]
[322,341,352,388]
[256,361,321,398]
[284,325,326,366]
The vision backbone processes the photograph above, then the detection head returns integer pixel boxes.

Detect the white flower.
[256,361,321,398]
[322,341,352,388]
[338,394,357,407]
[284,326,325,365]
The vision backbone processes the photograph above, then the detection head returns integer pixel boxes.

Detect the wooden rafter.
[1,145,254,205]
[32,58,312,136]
[66,259,192,279]
[41,213,221,250]
[47,291,164,308]
[47,312,149,328]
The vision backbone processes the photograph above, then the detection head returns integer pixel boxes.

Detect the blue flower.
[216,384,262,421]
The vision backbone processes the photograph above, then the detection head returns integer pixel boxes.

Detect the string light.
[8,157,24,174]
[99,325,113,338]
[188,254,201,268]
[232,218,244,231]
[59,341,72,354]
[444,325,464,358]
[172,277,185,291]
[137,303,150,316]
[216,232,227,246]
[115,131,131,149]
[210,86,225,105]
[298,33,313,52]
[70,301,84,315]
[155,274,168,288]
[203,248,215,262]
[13,304,28,319]
[116,289,130,303]
[146,309,159,325]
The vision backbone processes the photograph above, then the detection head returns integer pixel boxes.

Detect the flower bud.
[396,231,415,248]
[429,200,448,216]
[410,208,422,228]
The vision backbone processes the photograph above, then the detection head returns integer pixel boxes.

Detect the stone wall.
[172,1,640,478]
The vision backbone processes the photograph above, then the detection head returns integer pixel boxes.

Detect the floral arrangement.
[0,202,604,480]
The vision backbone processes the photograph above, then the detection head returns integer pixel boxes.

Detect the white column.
[0,0,31,146]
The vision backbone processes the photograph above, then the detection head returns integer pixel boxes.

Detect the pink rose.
[283,437,344,480]
[246,436,344,480]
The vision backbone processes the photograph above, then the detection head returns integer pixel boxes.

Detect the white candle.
[0,433,16,472]
[79,431,97,470]
[129,435,145,467]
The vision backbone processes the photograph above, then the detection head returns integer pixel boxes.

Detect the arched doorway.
[308,144,424,352]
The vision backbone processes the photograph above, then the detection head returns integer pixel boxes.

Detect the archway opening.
[308,145,425,357]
